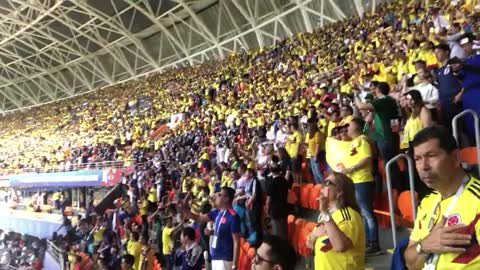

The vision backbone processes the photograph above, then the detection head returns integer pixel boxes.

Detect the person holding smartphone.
[179,187,240,270]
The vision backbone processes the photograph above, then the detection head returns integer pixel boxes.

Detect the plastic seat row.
[287,215,317,257]
[289,183,323,210]
[239,238,256,269]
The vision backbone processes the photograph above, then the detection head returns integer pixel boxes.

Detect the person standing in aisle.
[180,187,240,270]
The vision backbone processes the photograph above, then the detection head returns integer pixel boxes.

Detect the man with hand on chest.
[404,126,480,269]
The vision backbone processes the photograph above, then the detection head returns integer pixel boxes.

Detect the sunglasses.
[253,252,274,266]
[322,180,336,187]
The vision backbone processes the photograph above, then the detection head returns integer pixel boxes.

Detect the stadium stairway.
[94,183,123,214]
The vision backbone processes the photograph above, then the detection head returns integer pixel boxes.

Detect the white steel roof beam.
[269,0,293,36]
[328,0,347,19]
[74,0,160,70]
[1,88,23,108]
[305,6,336,23]
[295,0,313,32]
[125,1,191,63]
[175,0,224,58]
[0,3,138,89]
[231,0,264,48]
[5,2,118,82]
[221,1,250,50]
[23,79,55,101]
[7,83,37,104]
[0,0,63,47]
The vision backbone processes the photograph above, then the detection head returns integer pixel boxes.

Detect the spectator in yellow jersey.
[285,122,302,184]
[162,217,174,270]
[405,126,480,270]
[344,118,380,255]
[339,105,354,126]
[307,172,365,270]
[126,231,143,270]
[305,121,324,184]
[401,89,433,151]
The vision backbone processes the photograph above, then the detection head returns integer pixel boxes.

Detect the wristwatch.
[416,241,423,254]
[322,212,332,222]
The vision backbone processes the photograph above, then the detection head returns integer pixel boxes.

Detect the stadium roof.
[0,0,374,113]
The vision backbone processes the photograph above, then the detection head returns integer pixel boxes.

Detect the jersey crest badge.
[447,214,462,226]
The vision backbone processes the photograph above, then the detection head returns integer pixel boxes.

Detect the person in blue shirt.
[433,43,464,133]
[452,33,480,141]
[180,187,240,270]
[179,227,204,270]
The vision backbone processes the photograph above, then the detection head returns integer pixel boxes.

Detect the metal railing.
[452,109,480,176]
[0,160,129,176]
[47,240,65,270]
[385,153,416,249]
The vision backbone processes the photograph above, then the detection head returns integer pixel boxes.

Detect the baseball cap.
[458,33,475,45]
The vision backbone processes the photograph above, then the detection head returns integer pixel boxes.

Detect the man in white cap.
[452,33,480,141]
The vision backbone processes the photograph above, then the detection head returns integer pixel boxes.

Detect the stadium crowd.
[0,229,46,270]
[1,0,480,270]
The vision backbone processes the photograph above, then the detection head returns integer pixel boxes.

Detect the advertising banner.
[101,166,134,186]
[9,170,104,187]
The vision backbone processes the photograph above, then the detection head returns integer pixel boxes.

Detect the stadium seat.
[287,214,296,243]
[246,247,256,267]
[301,161,312,183]
[398,190,418,225]
[298,223,316,257]
[242,241,250,254]
[304,221,316,232]
[240,237,245,250]
[292,218,305,252]
[299,184,314,208]
[239,252,248,270]
[373,189,398,228]
[308,184,322,210]
[287,189,298,205]
[460,147,478,165]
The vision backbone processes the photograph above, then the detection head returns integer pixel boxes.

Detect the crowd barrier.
[46,240,65,270]
[453,109,480,176]
[385,153,416,248]
[0,160,127,176]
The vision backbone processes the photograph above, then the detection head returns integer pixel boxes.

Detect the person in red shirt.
[73,255,83,270]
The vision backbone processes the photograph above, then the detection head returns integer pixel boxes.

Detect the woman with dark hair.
[276,147,292,187]
[402,89,432,148]
[402,90,433,200]
[402,68,438,120]
[307,172,365,270]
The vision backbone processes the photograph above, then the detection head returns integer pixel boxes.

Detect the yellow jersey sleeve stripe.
[467,186,480,200]
[340,208,351,221]
[470,180,480,190]
[340,209,347,221]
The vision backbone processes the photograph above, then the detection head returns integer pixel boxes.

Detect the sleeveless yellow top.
[402,114,423,147]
